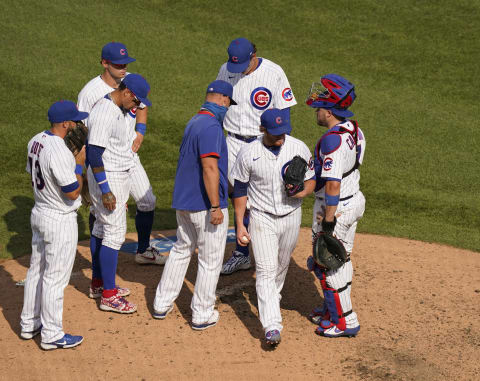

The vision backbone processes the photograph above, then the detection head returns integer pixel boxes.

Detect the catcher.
[64,121,90,206]
[305,73,366,338]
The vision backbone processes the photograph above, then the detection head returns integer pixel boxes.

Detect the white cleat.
[135,246,167,265]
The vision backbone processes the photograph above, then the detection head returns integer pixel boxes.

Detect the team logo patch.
[120,48,126,55]
[250,87,272,110]
[323,157,333,171]
[282,88,293,101]
[308,156,314,170]
[232,56,239,62]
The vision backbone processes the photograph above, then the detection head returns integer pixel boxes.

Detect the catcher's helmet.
[306,74,356,118]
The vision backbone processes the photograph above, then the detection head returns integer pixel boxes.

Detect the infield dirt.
[1,229,479,380]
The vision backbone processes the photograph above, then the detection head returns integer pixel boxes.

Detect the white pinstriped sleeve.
[231,145,250,183]
[300,143,315,180]
[50,145,77,187]
[88,105,114,148]
[272,66,297,110]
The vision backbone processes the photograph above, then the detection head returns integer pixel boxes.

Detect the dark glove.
[312,231,347,271]
[283,155,307,197]
[321,216,337,235]
[64,122,88,156]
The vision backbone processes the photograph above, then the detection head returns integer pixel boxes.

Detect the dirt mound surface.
[1,229,479,380]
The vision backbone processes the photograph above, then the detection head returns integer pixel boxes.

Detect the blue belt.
[228,132,257,143]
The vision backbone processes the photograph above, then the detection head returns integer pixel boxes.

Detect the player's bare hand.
[75,146,86,166]
[132,132,144,153]
[102,191,116,211]
[236,226,251,246]
[210,208,224,225]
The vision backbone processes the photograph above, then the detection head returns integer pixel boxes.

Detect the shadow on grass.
[4,196,88,259]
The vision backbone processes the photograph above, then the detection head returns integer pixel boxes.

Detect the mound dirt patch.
[1,229,479,380]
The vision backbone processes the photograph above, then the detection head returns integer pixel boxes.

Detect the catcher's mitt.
[64,121,88,155]
[283,155,307,196]
[312,231,348,271]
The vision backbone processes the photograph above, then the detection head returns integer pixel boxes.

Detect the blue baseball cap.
[48,100,89,123]
[260,108,292,136]
[123,74,152,107]
[227,38,254,73]
[206,80,237,105]
[101,42,136,65]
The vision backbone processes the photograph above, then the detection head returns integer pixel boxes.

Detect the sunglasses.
[131,92,141,106]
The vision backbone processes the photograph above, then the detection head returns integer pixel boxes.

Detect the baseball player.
[305,74,366,338]
[231,108,315,346]
[216,37,297,275]
[86,73,153,314]
[77,42,164,301]
[153,80,235,330]
[20,100,87,350]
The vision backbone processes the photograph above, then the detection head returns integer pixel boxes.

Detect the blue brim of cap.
[307,102,354,118]
[227,60,250,74]
[138,97,152,107]
[331,108,354,118]
[110,57,136,65]
[266,124,292,136]
[75,111,89,121]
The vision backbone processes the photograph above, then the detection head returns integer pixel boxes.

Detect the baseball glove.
[312,231,348,271]
[64,121,88,156]
[283,155,307,197]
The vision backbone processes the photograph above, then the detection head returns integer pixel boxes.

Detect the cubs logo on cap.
[227,38,254,73]
[260,108,292,136]
[250,87,272,110]
[101,42,136,65]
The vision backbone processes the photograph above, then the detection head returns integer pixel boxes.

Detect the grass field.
[1,0,479,259]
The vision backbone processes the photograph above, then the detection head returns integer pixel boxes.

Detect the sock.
[99,245,118,291]
[88,212,96,235]
[90,235,103,279]
[235,210,250,257]
[135,210,154,253]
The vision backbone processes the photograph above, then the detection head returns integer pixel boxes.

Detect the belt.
[316,194,355,202]
[228,132,257,143]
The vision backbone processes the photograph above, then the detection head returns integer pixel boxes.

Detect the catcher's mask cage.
[306,74,356,112]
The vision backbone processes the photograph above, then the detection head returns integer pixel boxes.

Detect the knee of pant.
[136,194,156,212]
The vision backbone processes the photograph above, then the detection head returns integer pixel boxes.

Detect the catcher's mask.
[306,74,356,118]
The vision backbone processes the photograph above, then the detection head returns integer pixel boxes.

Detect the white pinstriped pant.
[154,208,228,324]
[20,208,78,343]
[312,191,365,327]
[249,206,302,333]
[130,155,156,212]
[88,168,131,250]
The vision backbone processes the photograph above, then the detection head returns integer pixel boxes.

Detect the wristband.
[325,193,340,206]
[74,164,83,175]
[99,182,111,194]
[136,123,147,136]
[210,205,220,210]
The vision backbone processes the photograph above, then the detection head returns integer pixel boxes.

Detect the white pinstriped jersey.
[87,96,136,172]
[26,131,80,213]
[315,121,366,199]
[232,135,314,216]
[77,74,141,137]
[216,58,297,137]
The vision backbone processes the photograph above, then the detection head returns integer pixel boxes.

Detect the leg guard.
[317,263,353,331]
